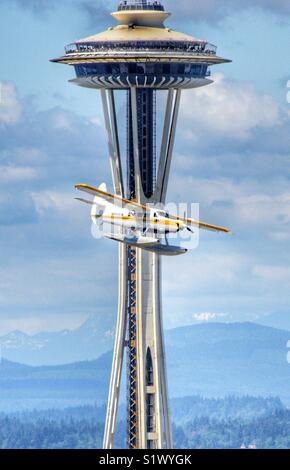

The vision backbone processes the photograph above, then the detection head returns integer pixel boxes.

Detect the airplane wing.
[186,218,231,233]
[75,184,150,213]
[173,214,231,234]
[75,184,231,234]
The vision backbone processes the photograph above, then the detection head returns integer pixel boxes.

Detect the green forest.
[1,396,290,449]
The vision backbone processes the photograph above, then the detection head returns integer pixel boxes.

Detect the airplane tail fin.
[75,183,107,220]
[91,183,107,219]
[98,182,107,192]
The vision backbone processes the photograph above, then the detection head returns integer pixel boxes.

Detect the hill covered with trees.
[1,396,289,449]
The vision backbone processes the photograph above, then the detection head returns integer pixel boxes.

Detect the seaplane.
[75,183,231,256]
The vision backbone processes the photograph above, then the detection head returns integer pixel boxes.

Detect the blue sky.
[0,0,290,334]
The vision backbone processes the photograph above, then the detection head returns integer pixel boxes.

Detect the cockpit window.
[155,210,169,218]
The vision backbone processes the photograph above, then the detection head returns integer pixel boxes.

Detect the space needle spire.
[52,0,230,449]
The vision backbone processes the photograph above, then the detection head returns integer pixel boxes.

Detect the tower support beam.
[102,84,175,450]
[102,88,126,450]
[130,87,146,202]
[103,244,128,449]
[127,85,173,449]
[154,89,181,204]
[101,89,124,196]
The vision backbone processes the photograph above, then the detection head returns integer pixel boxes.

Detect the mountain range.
[256,311,290,332]
[0,314,115,366]
[0,322,290,412]
[1,312,289,367]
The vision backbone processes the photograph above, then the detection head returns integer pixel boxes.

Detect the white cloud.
[253,265,290,282]
[31,191,77,215]
[164,250,247,298]
[231,193,290,226]
[269,231,290,242]
[0,82,22,125]
[90,115,103,128]
[7,0,290,22]
[10,147,47,166]
[208,190,290,234]
[0,73,289,329]
[0,253,116,313]
[168,173,290,235]
[171,176,241,206]
[0,191,38,225]
[192,312,228,322]
[165,0,290,21]
[75,0,290,28]
[50,110,74,131]
[0,314,87,336]
[180,74,280,140]
[0,166,39,183]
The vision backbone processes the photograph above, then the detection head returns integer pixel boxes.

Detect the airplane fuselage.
[75,182,230,256]
[91,198,185,235]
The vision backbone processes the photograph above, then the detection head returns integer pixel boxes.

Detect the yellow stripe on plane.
[102,215,179,227]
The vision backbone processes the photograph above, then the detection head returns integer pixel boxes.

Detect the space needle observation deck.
[52,0,230,90]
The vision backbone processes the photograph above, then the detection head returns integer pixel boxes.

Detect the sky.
[0,0,290,335]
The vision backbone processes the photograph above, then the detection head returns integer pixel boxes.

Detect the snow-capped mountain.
[0,314,115,366]
[1,322,290,412]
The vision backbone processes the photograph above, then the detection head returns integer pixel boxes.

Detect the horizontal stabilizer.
[75,197,94,206]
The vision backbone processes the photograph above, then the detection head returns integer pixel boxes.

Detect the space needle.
[52,0,230,450]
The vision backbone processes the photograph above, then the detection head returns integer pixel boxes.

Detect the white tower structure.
[52,0,230,449]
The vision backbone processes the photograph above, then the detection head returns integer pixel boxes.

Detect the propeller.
[183,211,194,234]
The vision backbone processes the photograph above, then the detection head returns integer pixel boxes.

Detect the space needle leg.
[151,254,165,448]
[103,243,127,449]
[154,89,181,204]
[101,89,124,196]
[101,89,126,449]
[157,258,173,448]
[127,86,181,449]
[130,86,147,448]
[130,86,146,202]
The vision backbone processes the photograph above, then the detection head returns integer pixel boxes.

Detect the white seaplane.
[75,183,231,256]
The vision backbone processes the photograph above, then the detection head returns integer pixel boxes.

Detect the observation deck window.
[65,41,217,56]
[74,62,210,79]
[118,1,164,11]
